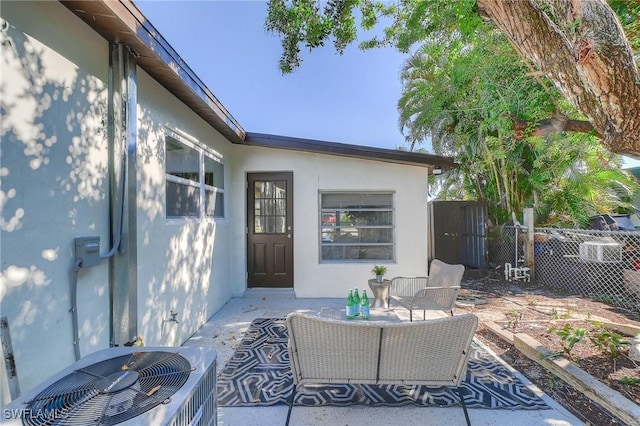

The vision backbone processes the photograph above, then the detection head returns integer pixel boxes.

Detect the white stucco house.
[0,0,456,400]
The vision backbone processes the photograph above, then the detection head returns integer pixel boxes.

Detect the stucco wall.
[0,0,432,403]
[230,145,430,297]
[0,1,242,400]
[1,1,110,397]
[135,70,238,347]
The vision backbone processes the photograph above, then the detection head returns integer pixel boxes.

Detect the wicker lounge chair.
[389,259,465,320]
[285,312,478,426]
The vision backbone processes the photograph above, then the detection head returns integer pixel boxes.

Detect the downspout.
[108,43,138,349]
[69,45,130,362]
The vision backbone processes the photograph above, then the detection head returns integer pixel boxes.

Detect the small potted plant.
[371,265,388,283]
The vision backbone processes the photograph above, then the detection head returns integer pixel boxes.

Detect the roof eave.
[60,0,457,173]
[60,0,245,144]
[245,133,458,171]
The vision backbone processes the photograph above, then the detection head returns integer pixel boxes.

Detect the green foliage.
[402,26,638,226]
[546,323,586,358]
[545,322,633,367]
[265,0,640,226]
[588,324,630,361]
[371,264,387,276]
[546,373,564,389]
[594,293,617,305]
[609,0,640,55]
[266,0,637,72]
[505,308,522,329]
[266,0,485,74]
[266,0,360,74]
[619,376,640,388]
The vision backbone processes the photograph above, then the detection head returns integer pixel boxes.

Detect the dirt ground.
[456,270,640,426]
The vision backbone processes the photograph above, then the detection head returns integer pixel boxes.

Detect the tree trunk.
[477,0,640,158]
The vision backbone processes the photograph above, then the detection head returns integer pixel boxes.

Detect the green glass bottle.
[346,289,355,320]
[353,288,361,317]
[361,290,370,320]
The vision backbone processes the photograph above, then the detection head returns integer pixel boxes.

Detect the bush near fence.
[488,226,640,311]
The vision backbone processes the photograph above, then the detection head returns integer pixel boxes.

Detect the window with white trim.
[165,131,224,219]
[320,192,394,262]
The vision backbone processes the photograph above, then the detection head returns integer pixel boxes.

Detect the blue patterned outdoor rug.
[217,318,549,410]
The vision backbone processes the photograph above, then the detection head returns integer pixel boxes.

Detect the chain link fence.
[488,226,640,312]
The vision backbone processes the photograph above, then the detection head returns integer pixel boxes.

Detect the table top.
[368,278,391,284]
[318,307,401,323]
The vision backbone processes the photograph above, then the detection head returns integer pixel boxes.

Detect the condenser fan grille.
[23,351,192,426]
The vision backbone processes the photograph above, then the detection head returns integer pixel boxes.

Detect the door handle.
[287,234,292,239]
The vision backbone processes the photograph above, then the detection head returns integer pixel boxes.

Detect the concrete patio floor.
[182,290,583,426]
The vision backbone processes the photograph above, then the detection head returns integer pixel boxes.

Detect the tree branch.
[477,0,640,157]
[505,113,600,139]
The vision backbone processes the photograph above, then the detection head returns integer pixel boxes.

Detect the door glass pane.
[255,216,265,233]
[264,199,274,215]
[254,180,287,234]
[266,217,275,233]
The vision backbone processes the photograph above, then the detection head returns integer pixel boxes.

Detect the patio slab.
[181,293,583,426]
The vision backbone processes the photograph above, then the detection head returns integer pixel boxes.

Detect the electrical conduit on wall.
[69,43,132,361]
[69,161,125,361]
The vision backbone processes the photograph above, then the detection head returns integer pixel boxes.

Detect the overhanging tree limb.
[477,0,640,157]
[505,113,601,139]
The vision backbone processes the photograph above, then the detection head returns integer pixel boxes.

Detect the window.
[165,130,224,219]
[320,192,394,262]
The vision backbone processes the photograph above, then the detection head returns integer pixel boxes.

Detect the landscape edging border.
[484,321,640,426]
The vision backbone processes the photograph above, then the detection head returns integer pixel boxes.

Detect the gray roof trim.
[61,0,245,143]
[244,133,458,171]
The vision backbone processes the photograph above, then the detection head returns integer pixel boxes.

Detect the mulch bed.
[458,272,640,426]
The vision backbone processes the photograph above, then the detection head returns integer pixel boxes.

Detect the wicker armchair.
[389,259,465,320]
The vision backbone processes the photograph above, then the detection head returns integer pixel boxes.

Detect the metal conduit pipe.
[100,160,126,260]
[69,160,125,361]
[69,259,82,361]
[69,42,129,361]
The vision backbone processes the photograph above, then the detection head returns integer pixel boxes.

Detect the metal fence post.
[524,208,535,279]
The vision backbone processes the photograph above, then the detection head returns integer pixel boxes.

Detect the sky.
[135,0,411,151]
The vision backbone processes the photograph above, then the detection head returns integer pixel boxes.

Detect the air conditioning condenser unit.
[579,241,622,263]
[2,346,216,426]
